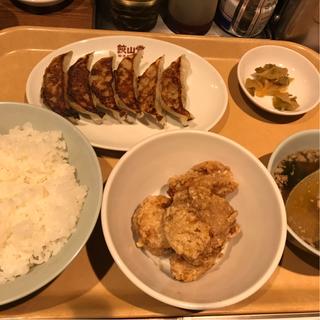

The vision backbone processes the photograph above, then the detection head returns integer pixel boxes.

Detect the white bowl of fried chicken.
[101,130,287,310]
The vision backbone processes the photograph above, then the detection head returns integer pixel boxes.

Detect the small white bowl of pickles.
[268,130,320,256]
[237,45,320,116]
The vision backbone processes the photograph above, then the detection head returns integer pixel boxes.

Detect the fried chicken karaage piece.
[131,160,241,283]
[164,188,239,267]
[170,253,218,282]
[164,200,211,262]
[132,195,172,256]
[167,161,238,198]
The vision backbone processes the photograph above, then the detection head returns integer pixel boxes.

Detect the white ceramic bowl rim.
[16,0,66,6]
[267,129,320,257]
[102,130,287,310]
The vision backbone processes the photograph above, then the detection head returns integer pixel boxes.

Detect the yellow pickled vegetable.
[245,63,299,111]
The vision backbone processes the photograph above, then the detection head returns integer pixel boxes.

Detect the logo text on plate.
[117,44,145,58]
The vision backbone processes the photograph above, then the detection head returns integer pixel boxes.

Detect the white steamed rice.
[0,123,87,284]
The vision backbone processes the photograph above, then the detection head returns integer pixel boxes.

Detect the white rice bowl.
[0,102,102,305]
[0,123,87,284]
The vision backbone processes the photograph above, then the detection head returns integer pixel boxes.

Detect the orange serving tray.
[0,26,319,319]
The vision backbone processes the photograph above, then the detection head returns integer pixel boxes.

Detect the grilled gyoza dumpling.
[41,51,78,119]
[160,55,193,126]
[137,56,165,126]
[89,55,125,121]
[114,50,143,117]
[67,53,102,123]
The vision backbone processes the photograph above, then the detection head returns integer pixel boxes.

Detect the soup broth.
[273,149,319,250]
[286,170,319,249]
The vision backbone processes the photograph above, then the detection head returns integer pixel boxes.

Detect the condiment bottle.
[215,0,278,37]
[164,0,219,35]
[111,0,160,32]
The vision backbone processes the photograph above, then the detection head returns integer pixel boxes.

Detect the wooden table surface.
[0,0,94,30]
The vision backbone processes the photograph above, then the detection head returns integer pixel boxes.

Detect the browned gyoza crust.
[67,53,99,115]
[137,56,164,124]
[160,56,193,123]
[41,51,78,118]
[90,56,125,118]
[114,52,141,115]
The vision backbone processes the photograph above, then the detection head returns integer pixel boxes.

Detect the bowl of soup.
[268,130,320,256]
